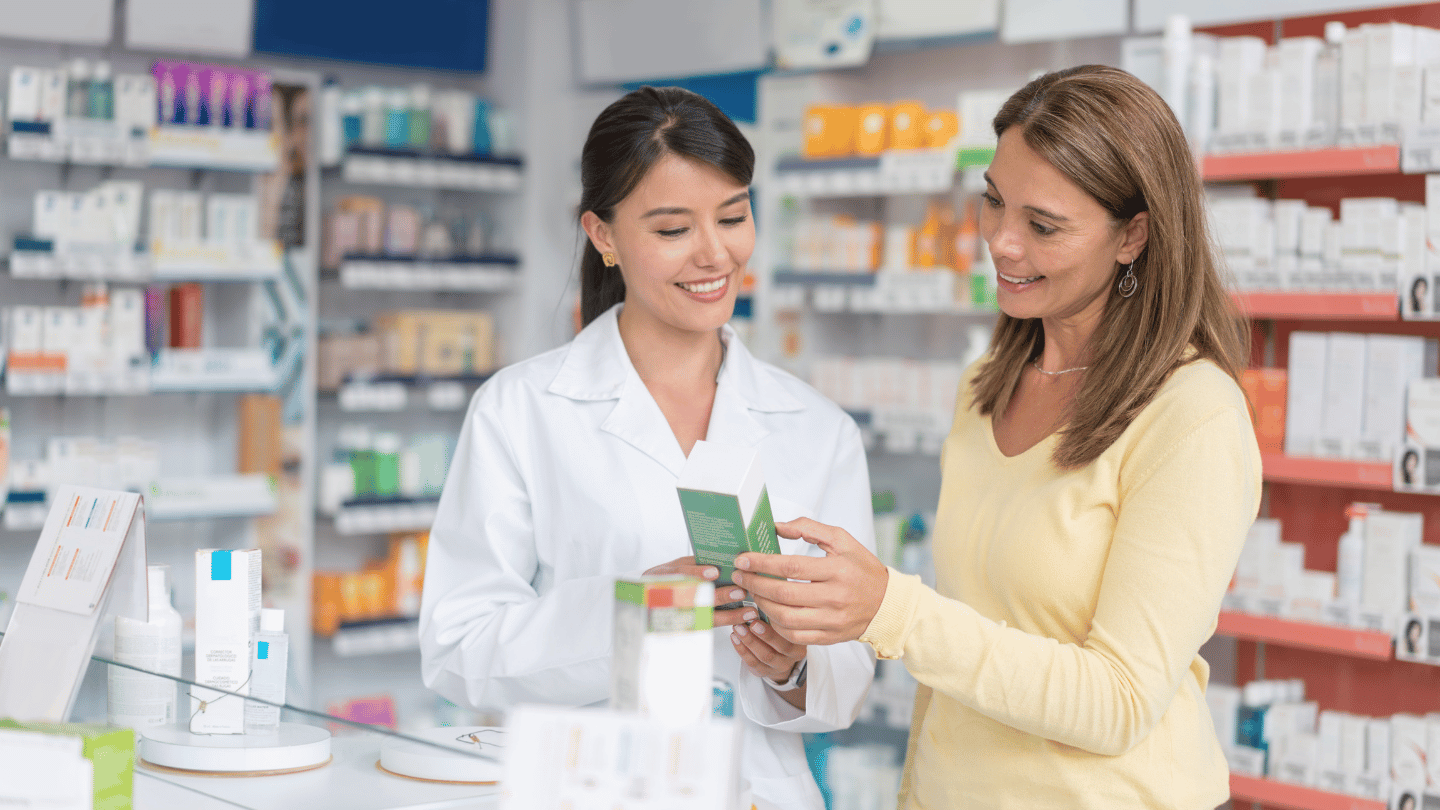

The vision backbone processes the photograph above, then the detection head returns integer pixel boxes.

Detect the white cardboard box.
[191,547,260,734]
[1286,331,1328,456]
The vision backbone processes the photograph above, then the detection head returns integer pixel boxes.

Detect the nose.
[694,222,728,269]
[983,212,1024,263]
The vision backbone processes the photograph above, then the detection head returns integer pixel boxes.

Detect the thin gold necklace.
[1031,358,1088,376]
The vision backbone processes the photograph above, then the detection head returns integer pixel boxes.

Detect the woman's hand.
[732,517,889,646]
[730,618,807,684]
[641,555,752,628]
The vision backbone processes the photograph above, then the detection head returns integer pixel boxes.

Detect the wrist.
[767,657,808,692]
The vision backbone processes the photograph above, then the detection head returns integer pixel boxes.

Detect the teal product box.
[676,440,780,586]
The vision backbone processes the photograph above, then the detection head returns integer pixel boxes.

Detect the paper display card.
[575,0,766,84]
[0,0,112,45]
[772,0,875,71]
[1398,378,1440,492]
[124,0,254,57]
[0,486,147,723]
[676,441,779,586]
[502,705,739,810]
[1001,0,1124,44]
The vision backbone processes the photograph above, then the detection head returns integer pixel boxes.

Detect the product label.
[678,489,748,583]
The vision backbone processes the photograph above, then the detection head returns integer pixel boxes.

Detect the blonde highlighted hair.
[970,65,1248,469]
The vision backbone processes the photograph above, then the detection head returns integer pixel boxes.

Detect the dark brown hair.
[970,65,1248,469]
[578,86,754,327]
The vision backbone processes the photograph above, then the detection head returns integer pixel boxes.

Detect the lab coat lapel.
[548,305,687,476]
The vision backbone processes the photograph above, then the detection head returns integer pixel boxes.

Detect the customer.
[733,65,1261,809]
[418,86,875,810]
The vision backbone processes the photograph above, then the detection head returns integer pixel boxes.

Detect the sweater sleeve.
[860,405,1260,756]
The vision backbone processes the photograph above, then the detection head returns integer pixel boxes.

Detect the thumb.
[776,517,858,557]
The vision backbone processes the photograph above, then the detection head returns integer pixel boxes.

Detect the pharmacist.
[734,66,1261,809]
[419,87,876,810]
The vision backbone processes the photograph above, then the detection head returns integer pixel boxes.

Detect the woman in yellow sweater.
[732,65,1261,808]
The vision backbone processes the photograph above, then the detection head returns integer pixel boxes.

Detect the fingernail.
[729,589,744,601]
[731,572,745,586]
[736,556,752,571]
[735,624,749,637]
[731,634,742,645]
[753,623,766,635]
[703,567,718,580]
[742,611,757,622]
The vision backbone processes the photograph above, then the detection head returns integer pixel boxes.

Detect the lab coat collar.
[547,304,804,475]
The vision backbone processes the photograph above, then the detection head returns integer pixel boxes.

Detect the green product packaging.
[676,440,780,586]
[0,719,134,810]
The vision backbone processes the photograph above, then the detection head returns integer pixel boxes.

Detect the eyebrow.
[983,173,1070,223]
[641,190,751,219]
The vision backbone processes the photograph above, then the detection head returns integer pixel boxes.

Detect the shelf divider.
[1216,611,1393,660]
[1262,453,1394,491]
[1233,291,1399,321]
[1229,773,1387,810]
[1203,145,1402,181]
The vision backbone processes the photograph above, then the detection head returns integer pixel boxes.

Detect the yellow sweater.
[861,359,1261,810]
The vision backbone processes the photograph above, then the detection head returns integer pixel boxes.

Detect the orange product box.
[888,101,927,151]
[924,110,960,148]
[238,394,283,477]
[802,105,858,159]
[317,331,384,390]
[1241,368,1287,454]
[167,283,204,349]
[313,572,343,636]
[855,104,889,155]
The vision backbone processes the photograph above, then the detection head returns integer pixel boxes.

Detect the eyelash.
[981,192,1055,237]
[656,215,749,238]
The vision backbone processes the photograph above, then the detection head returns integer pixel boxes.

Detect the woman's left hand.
[733,517,890,646]
[730,618,806,683]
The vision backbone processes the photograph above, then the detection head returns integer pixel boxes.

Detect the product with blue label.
[245,608,288,734]
[192,548,261,735]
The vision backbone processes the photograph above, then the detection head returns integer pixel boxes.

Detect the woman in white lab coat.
[418,87,876,810]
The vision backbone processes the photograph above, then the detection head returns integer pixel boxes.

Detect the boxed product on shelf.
[317,331,384,390]
[312,532,429,636]
[1398,378,1440,492]
[323,425,454,512]
[373,309,496,377]
[152,60,271,131]
[5,286,150,395]
[317,80,509,164]
[800,99,959,160]
[0,721,134,810]
[323,195,496,269]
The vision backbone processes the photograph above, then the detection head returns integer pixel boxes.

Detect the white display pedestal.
[378,726,503,784]
[139,722,332,774]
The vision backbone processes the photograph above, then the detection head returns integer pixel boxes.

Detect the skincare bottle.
[384,88,410,148]
[1336,506,1367,608]
[408,84,432,149]
[227,72,249,132]
[158,66,177,126]
[108,565,182,728]
[206,69,227,128]
[319,77,343,165]
[89,61,114,121]
[341,92,364,152]
[183,68,202,127]
[66,59,91,121]
[1311,22,1345,147]
[361,86,386,147]
[245,608,289,733]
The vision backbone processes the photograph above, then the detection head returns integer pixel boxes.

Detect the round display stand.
[378,726,503,784]
[139,722,332,775]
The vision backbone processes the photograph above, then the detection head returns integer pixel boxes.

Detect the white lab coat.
[419,304,876,810]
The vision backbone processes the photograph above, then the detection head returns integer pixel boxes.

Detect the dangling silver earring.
[1117,261,1138,298]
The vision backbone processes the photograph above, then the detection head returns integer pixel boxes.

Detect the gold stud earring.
[602,252,618,267]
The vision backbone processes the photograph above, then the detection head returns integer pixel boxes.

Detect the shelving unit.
[1215,611,1394,660]
[1201,145,1402,182]
[1228,774,1386,810]
[334,254,520,291]
[1233,292,1399,321]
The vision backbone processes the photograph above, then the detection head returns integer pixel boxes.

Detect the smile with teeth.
[999,271,1043,284]
[678,278,727,294]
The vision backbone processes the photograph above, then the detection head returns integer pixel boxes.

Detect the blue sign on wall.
[253,0,490,73]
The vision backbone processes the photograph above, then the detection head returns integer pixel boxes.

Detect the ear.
[580,211,615,257]
[1117,211,1150,265]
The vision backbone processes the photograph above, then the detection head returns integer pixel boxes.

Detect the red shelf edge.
[1261,453,1394,491]
[1233,291,1400,321]
[1216,611,1393,660]
[1203,145,1402,181]
[1229,774,1387,810]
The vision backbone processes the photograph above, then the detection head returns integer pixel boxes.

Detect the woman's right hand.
[642,556,757,628]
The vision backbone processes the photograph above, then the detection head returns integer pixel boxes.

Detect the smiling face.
[979,127,1148,332]
[581,153,753,339]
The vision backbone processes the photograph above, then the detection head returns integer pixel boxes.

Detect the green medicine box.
[0,719,135,810]
[676,440,780,586]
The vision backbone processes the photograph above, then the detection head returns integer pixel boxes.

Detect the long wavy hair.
[970,65,1248,469]
[577,86,754,327]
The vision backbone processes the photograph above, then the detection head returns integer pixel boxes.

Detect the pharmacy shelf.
[333,255,520,291]
[340,147,523,191]
[2,476,277,531]
[329,617,421,657]
[1215,611,1393,661]
[325,374,492,412]
[1233,291,1399,321]
[7,127,280,173]
[1228,774,1385,810]
[1202,145,1401,181]
[330,497,440,535]
[773,149,955,197]
[9,242,283,283]
[773,270,879,286]
[1261,453,1394,491]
